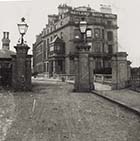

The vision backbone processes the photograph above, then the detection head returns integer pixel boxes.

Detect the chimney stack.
[100,4,112,14]
[2,32,10,50]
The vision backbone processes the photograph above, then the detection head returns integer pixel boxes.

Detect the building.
[0,32,15,86]
[33,4,118,77]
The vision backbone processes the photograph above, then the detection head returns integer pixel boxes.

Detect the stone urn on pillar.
[12,18,32,91]
[74,18,94,92]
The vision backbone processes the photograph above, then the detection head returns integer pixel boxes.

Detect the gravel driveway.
[2,79,140,141]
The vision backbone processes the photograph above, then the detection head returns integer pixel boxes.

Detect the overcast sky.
[0,0,139,67]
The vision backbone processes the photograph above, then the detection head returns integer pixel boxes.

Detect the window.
[95,60,101,70]
[58,60,63,72]
[47,29,49,34]
[50,27,53,32]
[47,63,49,72]
[60,21,63,26]
[107,31,113,41]
[104,60,111,68]
[62,14,65,18]
[50,36,53,41]
[102,29,104,39]
[87,42,92,51]
[94,28,100,39]
[108,45,113,53]
[102,43,105,52]
[95,42,101,53]
[108,61,111,68]
[74,28,81,40]
[55,45,61,51]
[47,38,49,44]
[60,32,63,39]
[86,29,92,38]
[107,20,112,25]
[50,45,54,51]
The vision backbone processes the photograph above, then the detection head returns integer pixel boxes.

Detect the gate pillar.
[112,52,131,90]
[12,44,32,91]
[74,45,94,92]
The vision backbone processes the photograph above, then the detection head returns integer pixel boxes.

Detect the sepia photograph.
[0,0,140,140]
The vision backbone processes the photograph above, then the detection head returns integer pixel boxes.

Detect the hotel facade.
[33,4,118,77]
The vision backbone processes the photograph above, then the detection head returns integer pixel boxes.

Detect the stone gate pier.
[74,45,94,92]
[112,52,131,90]
[12,44,32,91]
